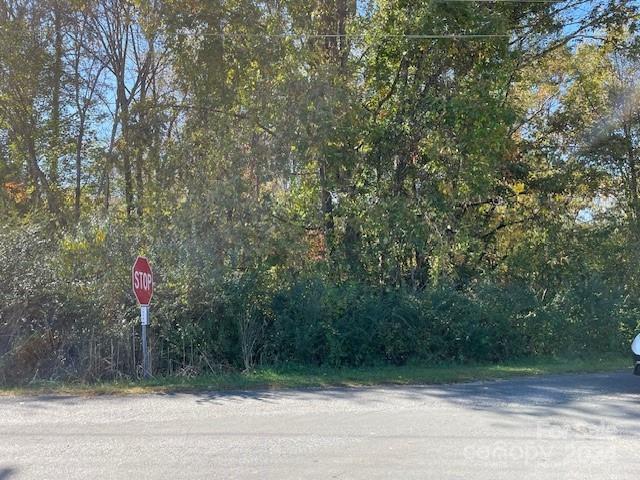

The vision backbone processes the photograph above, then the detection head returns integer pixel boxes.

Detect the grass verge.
[0,354,631,397]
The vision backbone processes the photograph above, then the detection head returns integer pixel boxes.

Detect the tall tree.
[0,0,63,219]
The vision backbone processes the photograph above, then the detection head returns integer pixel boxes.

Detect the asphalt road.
[1,371,639,479]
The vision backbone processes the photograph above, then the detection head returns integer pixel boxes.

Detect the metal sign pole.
[132,256,153,381]
[141,305,150,378]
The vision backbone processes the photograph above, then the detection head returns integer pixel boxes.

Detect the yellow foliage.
[513,182,526,194]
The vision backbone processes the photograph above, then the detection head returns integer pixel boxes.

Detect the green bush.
[1,219,637,384]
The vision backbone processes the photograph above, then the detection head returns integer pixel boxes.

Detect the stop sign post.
[132,256,153,378]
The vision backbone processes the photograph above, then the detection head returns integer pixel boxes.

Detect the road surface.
[0,371,638,479]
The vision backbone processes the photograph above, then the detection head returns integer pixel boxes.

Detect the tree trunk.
[135,73,147,218]
[50,0,63,185]
[319,161,334,252]
[624,123,640,241]
[25,128,60,220]
[75,120,85,220]
[103,101,120,213]
[118,79,134,218]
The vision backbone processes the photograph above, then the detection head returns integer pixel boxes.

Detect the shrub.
[1,219,636,384]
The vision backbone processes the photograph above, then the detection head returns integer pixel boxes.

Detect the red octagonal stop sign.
[132,256,153,306]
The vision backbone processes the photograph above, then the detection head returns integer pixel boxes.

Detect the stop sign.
[132,256,153,306]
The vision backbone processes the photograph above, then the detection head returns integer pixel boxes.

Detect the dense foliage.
[1,0,640,382]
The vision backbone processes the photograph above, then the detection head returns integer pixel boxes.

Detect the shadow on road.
[0,467,16,480]
[0,395,79,410]
[415,370,640,409]
[5,370,639,424]
[180,370,640,436]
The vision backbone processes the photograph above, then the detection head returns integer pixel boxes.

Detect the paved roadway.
[0,371,639,479]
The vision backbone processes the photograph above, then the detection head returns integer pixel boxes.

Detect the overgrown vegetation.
[0,219,637,384]
[1,1,640,384]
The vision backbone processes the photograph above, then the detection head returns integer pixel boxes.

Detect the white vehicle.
[632,334,640,375]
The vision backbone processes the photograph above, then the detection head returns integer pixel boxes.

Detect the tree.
[0,0,63,219]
